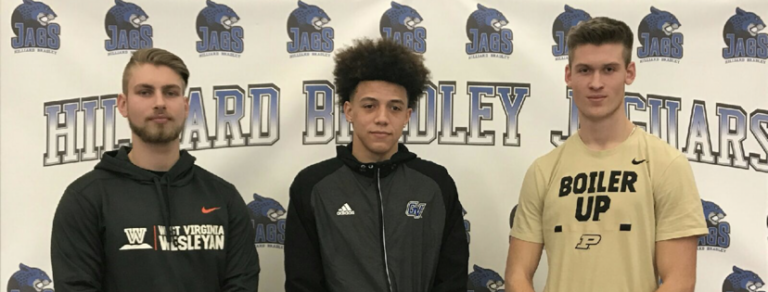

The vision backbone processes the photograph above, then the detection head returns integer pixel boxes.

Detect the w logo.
[119,227,152,250]
[405,201,426,219]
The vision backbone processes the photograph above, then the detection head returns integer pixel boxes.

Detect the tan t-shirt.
[510,127,708,292]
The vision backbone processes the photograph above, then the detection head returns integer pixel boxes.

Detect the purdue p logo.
[575,234,601,250]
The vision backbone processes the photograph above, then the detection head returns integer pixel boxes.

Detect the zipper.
[377,168,394,292]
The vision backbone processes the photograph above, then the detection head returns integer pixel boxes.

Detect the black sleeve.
[284,168,331,292]
[431,171,470,292]
[50,188,104,292]
[221,185,261,292]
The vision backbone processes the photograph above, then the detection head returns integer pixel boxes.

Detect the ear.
[117,93,129,118]
[650,6,660,14]
[343,100,353,123]
[298,0,308,9]
[207,0,216,7]
[625,61,636,86]
[23,0,33,5]
[564,63,572,86]
[404,107,413,126]
[391,1,401,9]
[477,3,487,11]
[564,4,573,12]
[736,7,745,15]
[115,0,125,6]
[733,266,744,273]
[19,263,30,271]
[184,93,190,117]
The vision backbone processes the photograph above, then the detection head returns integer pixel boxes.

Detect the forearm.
[655,276,695,292]
[507,275,536,292]
[505,238,542,292]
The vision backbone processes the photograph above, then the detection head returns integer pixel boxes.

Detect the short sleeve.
[653,155,708,241]
[510,162,546,244]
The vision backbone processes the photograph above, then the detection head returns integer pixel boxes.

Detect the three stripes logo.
[337,203,355,215]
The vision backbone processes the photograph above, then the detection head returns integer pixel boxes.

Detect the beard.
[129,118,183,144]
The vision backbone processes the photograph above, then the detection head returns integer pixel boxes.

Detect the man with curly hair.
[284,37,469,292]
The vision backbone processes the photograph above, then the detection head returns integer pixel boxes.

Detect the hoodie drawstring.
[153,177,172,242]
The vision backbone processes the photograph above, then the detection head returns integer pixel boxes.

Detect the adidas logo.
[336,203,355,216]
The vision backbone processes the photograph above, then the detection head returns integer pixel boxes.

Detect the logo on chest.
[559,170,638,222]
[406,201,427,219]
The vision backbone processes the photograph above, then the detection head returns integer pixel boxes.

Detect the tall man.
[507,17,707,292]
[51,48,260,292]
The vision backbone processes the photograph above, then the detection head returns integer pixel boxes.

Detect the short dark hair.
[333,37,430,108]
[566,17,634,66]
[123,48,190,95]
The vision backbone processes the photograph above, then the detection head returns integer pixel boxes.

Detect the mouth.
[491,19,507,31]
[748,23,764,36]
[221,16,239,29]
[312,17,329,30]
[662,23,679,35]
[370,131,391,138]
[38,13,55,25]
[404,17,421,30]
[149,115,171,123]
[587,95,607,101]
[130,14,147,28]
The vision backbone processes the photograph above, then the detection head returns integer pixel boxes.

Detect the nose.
[588,71,604,91]
[373,106,389,126]
[153,92,166,109]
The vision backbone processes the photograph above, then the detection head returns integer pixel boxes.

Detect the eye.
[391,105,403,111]
[363,104,374,109]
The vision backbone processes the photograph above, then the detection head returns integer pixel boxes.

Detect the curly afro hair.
[333,37,430,109]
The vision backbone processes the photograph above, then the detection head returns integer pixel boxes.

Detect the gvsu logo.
[465,3,512,59]
[10,0,59,54]
[286,0,333,57]
[467,265,505,292]
[247,193,286,249]
[698,199,730,252]
[722,7,767,64]
[551,4,591,60]
[7,263,54,292]
[636,7,683,63]
[104,0,152,55]
[722,266,764,292]
[380,1,426,54]
[196,0,243,57]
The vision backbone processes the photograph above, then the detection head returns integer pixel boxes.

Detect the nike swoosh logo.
[632,159,646,165]
[202,207,220,214]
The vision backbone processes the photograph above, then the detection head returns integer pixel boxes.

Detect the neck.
[577,110,636,151]
[351,135,398,163]
[127,134,180,172]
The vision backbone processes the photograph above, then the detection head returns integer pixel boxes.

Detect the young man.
[284,38,469,292]
[51,48,260,292]
[506,17,708,292]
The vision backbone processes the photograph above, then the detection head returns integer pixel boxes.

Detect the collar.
[336,142,417,178]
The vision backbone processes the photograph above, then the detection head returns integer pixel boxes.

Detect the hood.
[337,142,417,178]
[95,146,197,246]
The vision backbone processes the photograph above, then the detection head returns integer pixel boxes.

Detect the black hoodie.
[284,143,468,292]
[51,147,260,292]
